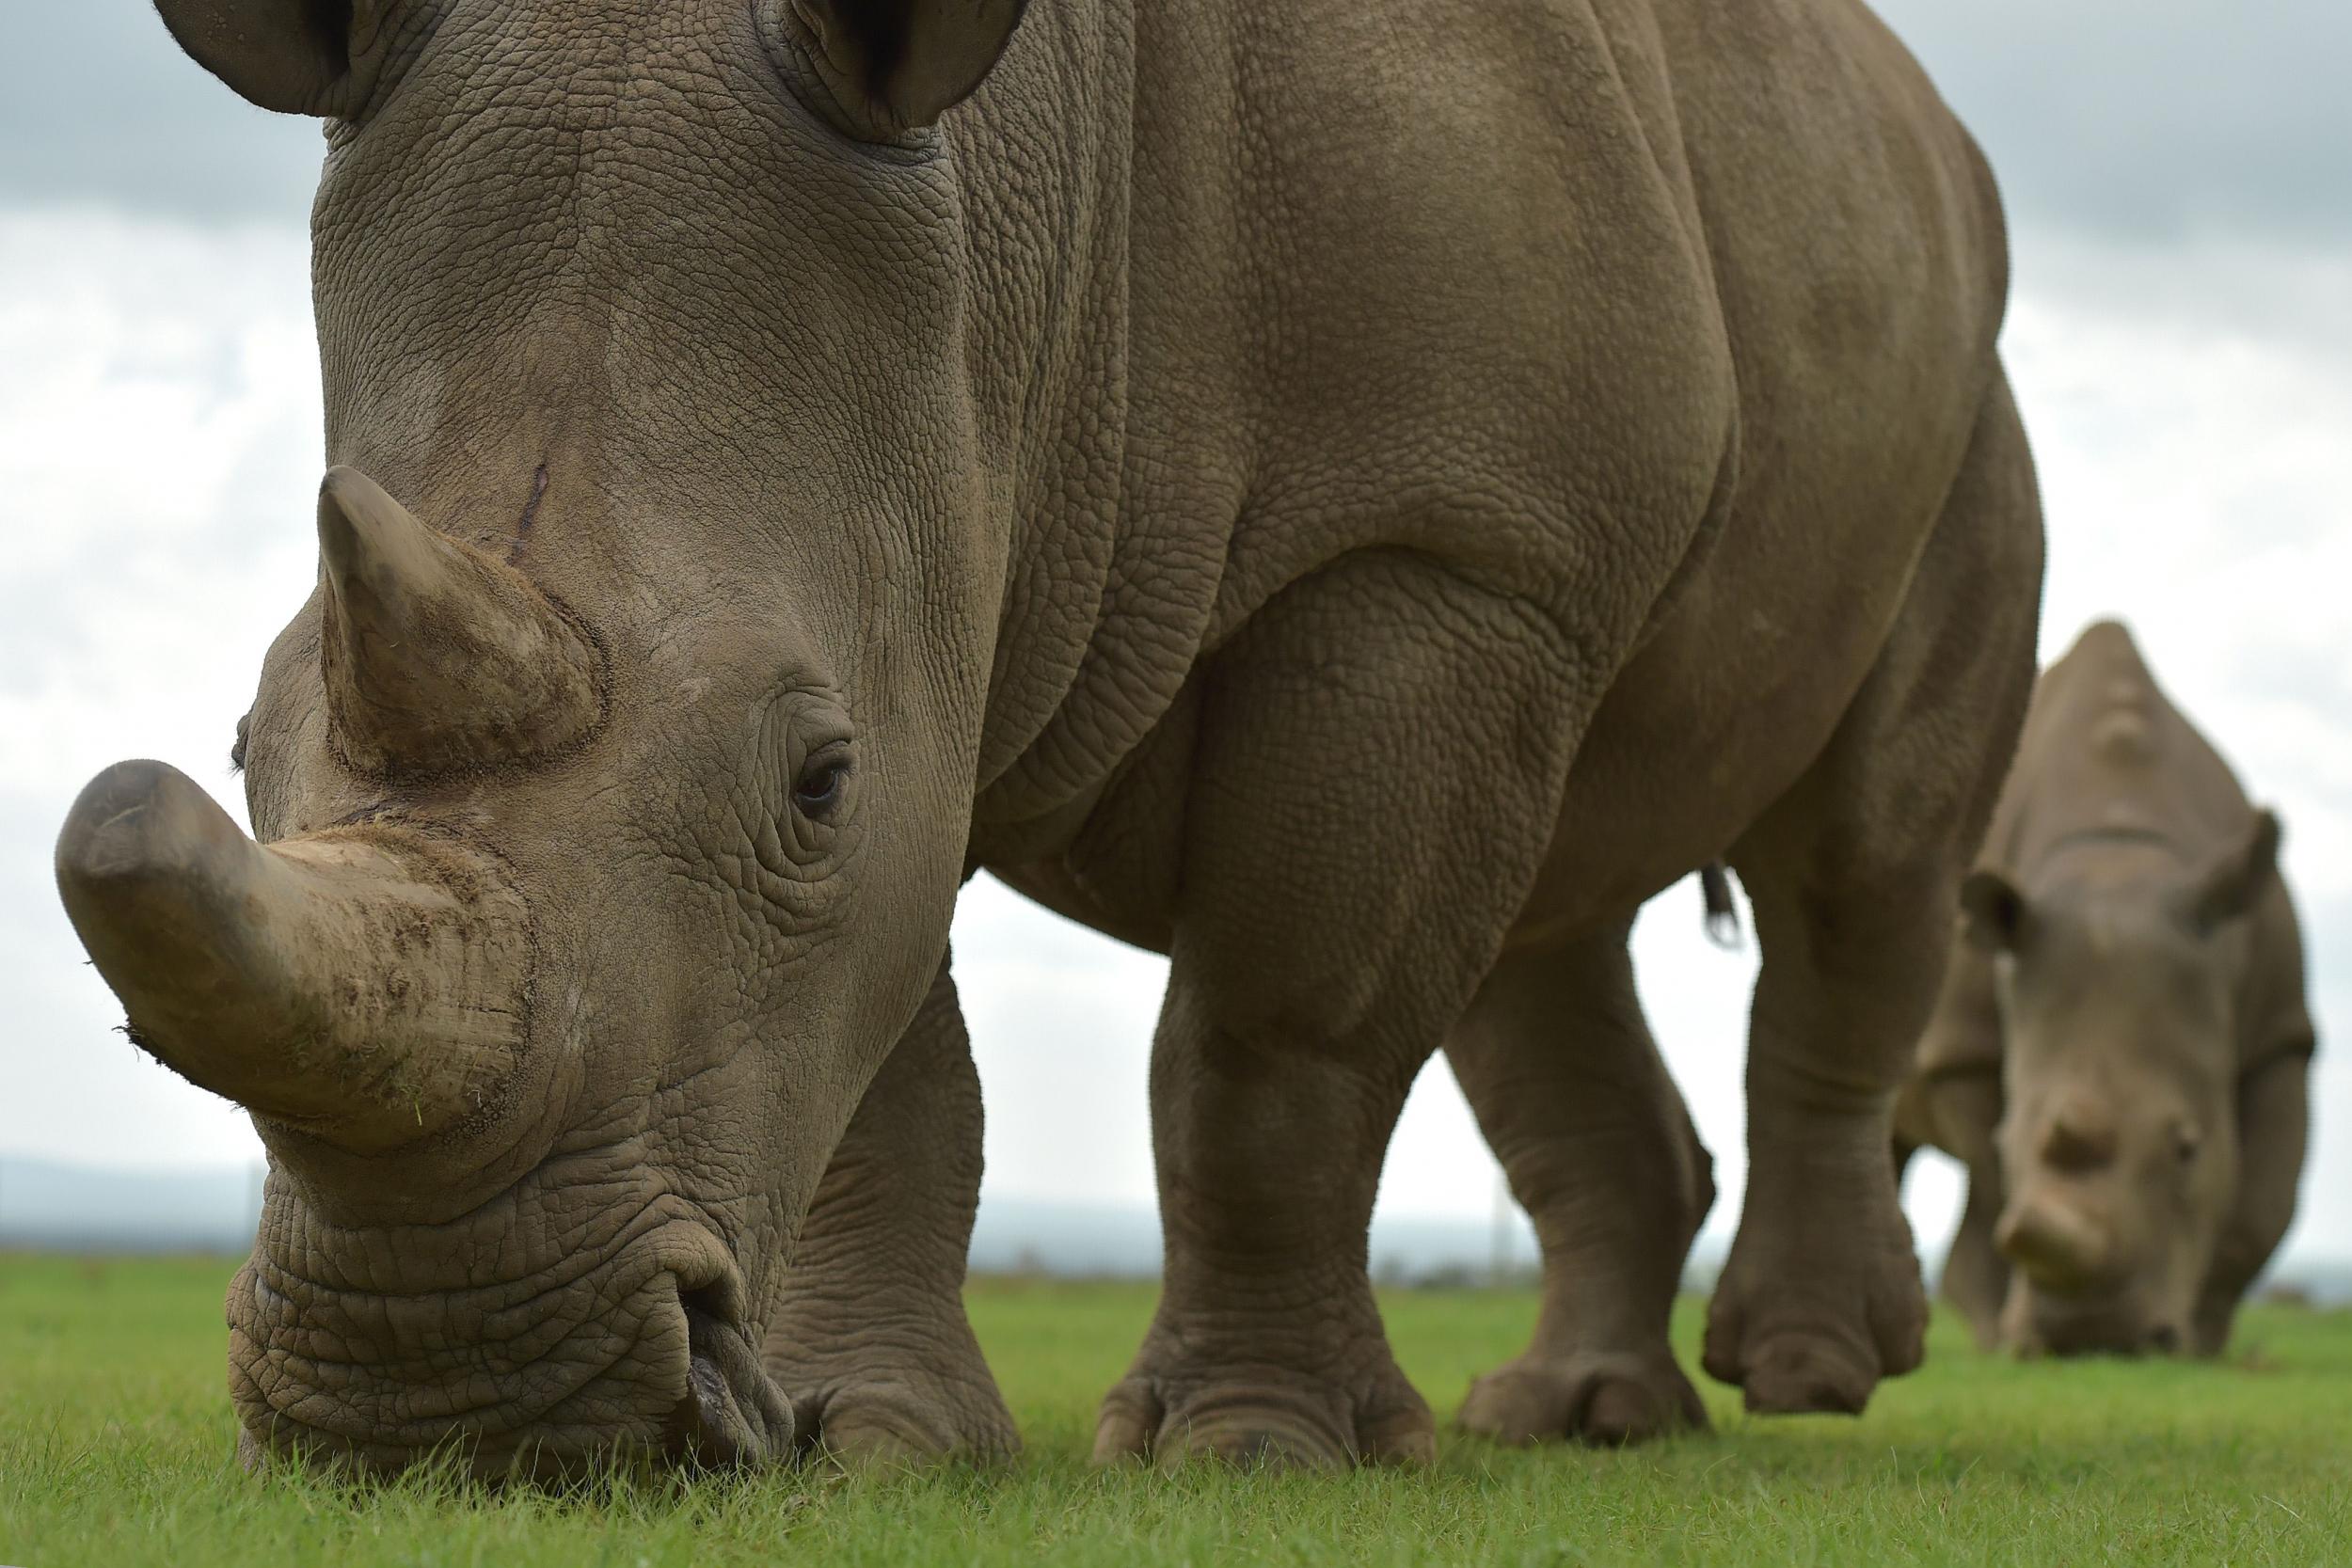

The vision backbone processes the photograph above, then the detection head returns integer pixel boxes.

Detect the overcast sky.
[2,1,2346,1273]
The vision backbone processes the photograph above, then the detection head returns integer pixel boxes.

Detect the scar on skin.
[510,464,550,563]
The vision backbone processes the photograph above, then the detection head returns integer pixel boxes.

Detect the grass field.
[2,1257,2347,1566]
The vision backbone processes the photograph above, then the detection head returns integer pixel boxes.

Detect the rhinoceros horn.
[55,759,530,1151]
[317,466,600,777]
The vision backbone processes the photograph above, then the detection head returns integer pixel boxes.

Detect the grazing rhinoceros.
[1896,621,2314,1357]
[55,0,2041,1474]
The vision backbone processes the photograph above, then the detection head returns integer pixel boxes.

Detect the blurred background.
[1,2,2345,1295]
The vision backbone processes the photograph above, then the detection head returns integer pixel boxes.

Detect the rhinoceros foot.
[1092,1323,1434,1470]
[1699,1206,1927,1416]
[782,1367,1019,1467]
[1457,1349,1707,1446]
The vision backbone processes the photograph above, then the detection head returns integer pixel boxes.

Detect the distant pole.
[1489,1168,1512,1286]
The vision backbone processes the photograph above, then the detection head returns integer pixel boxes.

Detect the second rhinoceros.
[56,0,2041,1472]
[1897,621,2315,1356]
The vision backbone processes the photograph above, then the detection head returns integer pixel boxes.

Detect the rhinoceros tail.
[1699,862,1741,950]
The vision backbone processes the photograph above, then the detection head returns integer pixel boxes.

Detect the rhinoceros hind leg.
[765,955,1018,1465]
[1706,370,2043,1415]
[1446,928,1713,1446]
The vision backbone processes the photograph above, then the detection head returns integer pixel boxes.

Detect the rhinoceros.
[55,0,2042,1473]
[1896,621,2315,1358]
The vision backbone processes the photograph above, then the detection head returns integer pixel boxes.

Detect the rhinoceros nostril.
[665,1279,795,1467]
[2147,1324,2181,1354]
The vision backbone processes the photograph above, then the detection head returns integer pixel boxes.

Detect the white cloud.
[1872,0,2352,246]
[0,209,323,1173]
[2007,242,2352,916]
[0,202,2345,1283]
[0,209,322,784]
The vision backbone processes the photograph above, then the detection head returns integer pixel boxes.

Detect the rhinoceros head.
[55,0,1026,1475]
[1960,813,2280,1357]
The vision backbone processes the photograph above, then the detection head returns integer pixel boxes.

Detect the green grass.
[2,1257,2347,1566]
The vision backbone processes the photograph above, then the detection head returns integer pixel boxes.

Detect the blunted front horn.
[317,467,600,777]
[55,760,529,1152]
[1994,1197,2112,1294]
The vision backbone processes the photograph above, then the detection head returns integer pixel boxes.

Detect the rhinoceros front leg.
[1092,555,1588,1469]
[2193,1047,2311,1355]
[1705,373,2042,1413]
[1445,928,1714,1445]
[764,953,1016,1463]
[1927,1073,2010,1351]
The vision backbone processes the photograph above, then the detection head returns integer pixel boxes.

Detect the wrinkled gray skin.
[55,0,2042,1473]
[1896,621,2315,1359]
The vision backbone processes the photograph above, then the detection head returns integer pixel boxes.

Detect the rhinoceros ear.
[785,0,1027,136]
[151,0,371,117]
[2184,810,2281,936]
[1960,870,2034,955]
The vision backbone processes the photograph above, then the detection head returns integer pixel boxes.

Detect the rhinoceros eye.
[792,745,851,822]
[2175,1126,2203,1165]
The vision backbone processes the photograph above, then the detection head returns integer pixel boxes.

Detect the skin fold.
[1895,621,2316,1359]
[55,0,2042,1472]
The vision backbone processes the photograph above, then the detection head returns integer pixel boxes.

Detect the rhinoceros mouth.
[227,1198,798,1479]
[229,1277,797,1479]
[2013,1291,2185,1359]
